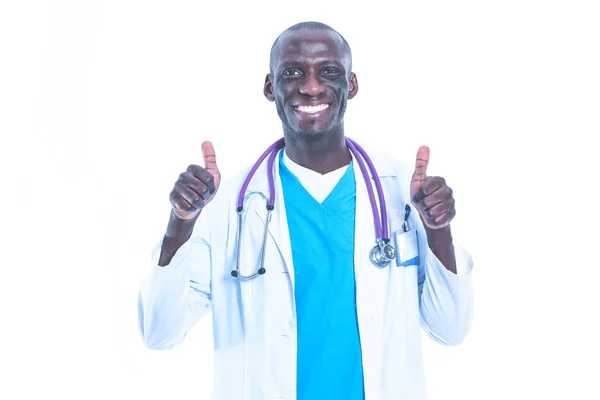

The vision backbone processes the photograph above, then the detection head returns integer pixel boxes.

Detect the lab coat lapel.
[249,151,296,296]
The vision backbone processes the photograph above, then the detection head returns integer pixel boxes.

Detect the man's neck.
[283,127,351,175]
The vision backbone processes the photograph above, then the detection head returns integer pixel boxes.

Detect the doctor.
[139,21,473,400]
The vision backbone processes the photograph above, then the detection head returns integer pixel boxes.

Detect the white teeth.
[296,104,329,113]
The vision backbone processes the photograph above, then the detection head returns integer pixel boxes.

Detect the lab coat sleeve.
[417,220,474,346]
[138,207,213,350]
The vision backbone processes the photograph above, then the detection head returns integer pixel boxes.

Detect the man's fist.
[169,141,221,220]
[410,146,456,231]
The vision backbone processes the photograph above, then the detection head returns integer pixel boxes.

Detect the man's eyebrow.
[279,61,303,68]
[318,60,347,69]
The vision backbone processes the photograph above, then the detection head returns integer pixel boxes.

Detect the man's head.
[264,22,358,139]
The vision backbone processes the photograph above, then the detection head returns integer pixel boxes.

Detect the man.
[138,21,473,400]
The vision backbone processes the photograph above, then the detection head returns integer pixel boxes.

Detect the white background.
[2,0,599,399]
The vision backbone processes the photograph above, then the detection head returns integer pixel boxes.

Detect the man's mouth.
[294,104,330,114]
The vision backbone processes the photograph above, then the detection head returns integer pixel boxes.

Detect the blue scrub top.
[279,154,365,400]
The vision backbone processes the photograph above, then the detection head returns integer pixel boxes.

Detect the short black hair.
[269,21,352,74]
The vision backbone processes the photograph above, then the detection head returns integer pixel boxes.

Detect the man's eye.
[283,69,302,77]
[323,68,340,75]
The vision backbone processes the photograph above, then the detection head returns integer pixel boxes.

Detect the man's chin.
[290,127,332,139]
[290,119,339,137]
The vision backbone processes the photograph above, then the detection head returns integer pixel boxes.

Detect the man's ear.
[264,74,275,102]
[348,72,359,99]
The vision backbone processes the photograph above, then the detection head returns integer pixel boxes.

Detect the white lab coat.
[138,146,474,400]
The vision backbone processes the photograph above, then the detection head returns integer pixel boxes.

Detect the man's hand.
[410,146,456,231]
[169,141,221,221]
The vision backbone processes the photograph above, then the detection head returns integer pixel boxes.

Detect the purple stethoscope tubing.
[345,138,388,240]
[236,137,285,210]
[231,137,395,279]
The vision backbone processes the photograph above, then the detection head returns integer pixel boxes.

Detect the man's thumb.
[201,141,218,171]
[411,145,430,186]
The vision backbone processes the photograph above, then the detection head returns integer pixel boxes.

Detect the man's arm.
[138,141,220,350]
[409,145,474,345]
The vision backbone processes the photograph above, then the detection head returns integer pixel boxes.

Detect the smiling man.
[139,22,474,400]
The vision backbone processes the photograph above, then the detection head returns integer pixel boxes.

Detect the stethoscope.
[231,137,402,280]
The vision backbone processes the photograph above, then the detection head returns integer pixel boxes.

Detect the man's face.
[264,29,358,138]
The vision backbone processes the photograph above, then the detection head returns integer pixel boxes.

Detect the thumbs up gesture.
[169,141,222,221]
[410,146,456,231]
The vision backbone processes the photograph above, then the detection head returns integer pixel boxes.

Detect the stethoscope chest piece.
[370,238,396,268]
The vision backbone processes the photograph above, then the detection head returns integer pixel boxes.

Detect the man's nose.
[298,73,325,97]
